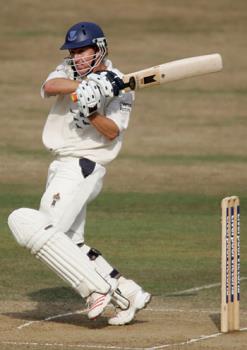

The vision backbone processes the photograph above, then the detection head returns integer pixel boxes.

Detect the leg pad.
[8,208,111,298]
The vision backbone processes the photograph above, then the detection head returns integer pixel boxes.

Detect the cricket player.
[8,21,151,325]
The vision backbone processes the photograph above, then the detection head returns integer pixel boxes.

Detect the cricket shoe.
[108,278,152,325]
[87,292,112,319]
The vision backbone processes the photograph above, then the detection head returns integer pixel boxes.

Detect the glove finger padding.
[87,72,114,98]
[88,71,125,97]
[76,80,102,118]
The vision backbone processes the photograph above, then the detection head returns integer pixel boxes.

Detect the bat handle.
[123,76,136,90]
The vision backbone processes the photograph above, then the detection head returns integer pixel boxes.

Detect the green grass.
[1,188,246,305]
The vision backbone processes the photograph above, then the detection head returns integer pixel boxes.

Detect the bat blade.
[123,53,223,91]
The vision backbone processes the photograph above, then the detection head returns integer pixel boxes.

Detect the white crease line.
[17,309,87,330]
[144,307,247,316]
[1,341,143,350]
[144,307,219,314]
[146,332,222,350]
[148,328,247,350]
[2,328,247,350]
[166,276,247,296]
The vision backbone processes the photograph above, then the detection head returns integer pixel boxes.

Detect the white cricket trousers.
[39,158,106,244]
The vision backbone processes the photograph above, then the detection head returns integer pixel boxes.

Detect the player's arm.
[88,113,119,141]
[43,78,80,96]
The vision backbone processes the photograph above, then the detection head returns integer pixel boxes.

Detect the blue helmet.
[60,22,107,51]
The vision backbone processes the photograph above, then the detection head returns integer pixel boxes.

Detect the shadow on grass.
[28,286,81,302]
[210,312,221,331]
[3,287,111,329]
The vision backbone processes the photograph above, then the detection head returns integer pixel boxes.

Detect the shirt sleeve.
[105,91,134,132]
[40,64,69,99]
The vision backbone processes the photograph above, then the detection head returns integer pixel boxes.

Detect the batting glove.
[87,71,125,97]
[76,80,103,118]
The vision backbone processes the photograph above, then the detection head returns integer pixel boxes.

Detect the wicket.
[221,196,240,333]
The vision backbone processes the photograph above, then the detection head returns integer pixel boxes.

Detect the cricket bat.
[71,53,222,101]
[123,53,222,91]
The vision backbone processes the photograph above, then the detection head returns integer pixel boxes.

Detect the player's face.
[69,46,99,76]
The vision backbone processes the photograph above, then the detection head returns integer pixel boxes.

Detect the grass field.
[1,1,247,349]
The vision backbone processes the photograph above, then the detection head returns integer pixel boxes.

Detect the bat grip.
[123,76,136,90]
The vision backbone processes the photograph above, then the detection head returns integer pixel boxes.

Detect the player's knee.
[8,208,56,254]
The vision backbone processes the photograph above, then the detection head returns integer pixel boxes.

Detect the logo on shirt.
[120,102,132,112]
[68,30,77,41]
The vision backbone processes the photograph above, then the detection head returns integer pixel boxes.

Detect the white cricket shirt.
[41,60,134,165]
